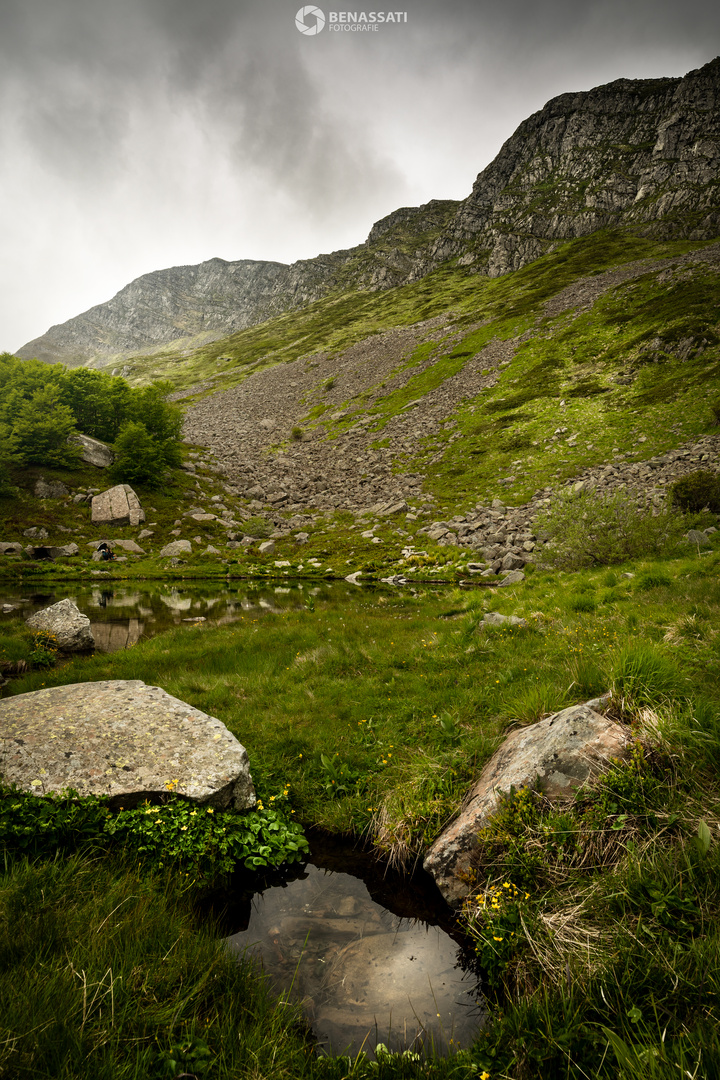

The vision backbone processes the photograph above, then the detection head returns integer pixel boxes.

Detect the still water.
[224,837,483,1058]
[0,581,351,651]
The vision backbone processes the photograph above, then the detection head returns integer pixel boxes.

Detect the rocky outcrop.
[91,485,145,527]
[25,598,95,652]
[70,434,114,468]
[423,704,628,905]
[17,59,719,368]
[0,679,256,810]
[420,58,720,279]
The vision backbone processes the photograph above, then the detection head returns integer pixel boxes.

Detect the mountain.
[16,57,720,370]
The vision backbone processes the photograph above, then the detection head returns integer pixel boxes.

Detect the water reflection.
[226,864,482,1058]
[0,582,354,652]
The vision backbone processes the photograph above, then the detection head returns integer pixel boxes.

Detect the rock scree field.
[1,57,720,1080]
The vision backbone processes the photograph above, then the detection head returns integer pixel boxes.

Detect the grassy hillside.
[2,227,720,1079]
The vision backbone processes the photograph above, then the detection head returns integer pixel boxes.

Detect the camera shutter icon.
[295,6,326,34]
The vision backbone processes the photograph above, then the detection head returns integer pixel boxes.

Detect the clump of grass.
[610,643,685,708]
[502,681,569,725]
[0,853,313,1080]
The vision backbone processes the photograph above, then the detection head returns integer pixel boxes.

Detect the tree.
[8,383,81,467]
[108,421,170,488]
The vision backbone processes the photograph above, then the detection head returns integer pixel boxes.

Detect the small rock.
[424,705,628,904]
[480,612,528,629]
[258,540,275,555]
[496,570,525,587]
[686,529,711,547]
[68,434,114,468]
[91,485,145,528]
[35,479,69,499]
[160,540,192,557]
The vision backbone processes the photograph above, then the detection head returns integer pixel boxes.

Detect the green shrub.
[535,490,684,569]
[669,469,720,513]
[108,420,169,487]
[242,515,272,538]
[636,570,672,590]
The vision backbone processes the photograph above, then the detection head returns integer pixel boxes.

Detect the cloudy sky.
[1,0,717,352]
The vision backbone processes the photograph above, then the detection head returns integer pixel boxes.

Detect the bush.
[669,470,720,514]
[108,421,168,487]
[535,489,684,569]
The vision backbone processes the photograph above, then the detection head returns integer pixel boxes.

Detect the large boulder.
[91,485,145,527]
[0,680,256,810]
[69,433,114,468]
[423,704,628,905]
[26,598,94,651]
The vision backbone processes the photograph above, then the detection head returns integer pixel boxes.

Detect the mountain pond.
[221,832,483,1059]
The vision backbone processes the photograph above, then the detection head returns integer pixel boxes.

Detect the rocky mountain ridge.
[17,57,720,370]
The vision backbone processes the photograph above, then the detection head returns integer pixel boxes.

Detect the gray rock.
[35,479,69,498]
[258,540,275,555]
[0,679,256,810]
[56,543,79,557]
[112,539,145,554]
[0,542,23,555]
[480,611,528,629]
[377,500,408,517]
[501,552,525,571]
[91,485,145,527]
[496,570,525,586]
[69,433,114,468]
[686,529,711,547]
[160,539,192,557]
[26,599,95,652]
[423,705,629,904]
[23,527,49,539]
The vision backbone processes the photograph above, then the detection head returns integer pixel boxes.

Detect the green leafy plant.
[0,785,110,855]
[104,799,309,878]
[0,786,308,880]
[318,752,361,797]
[669,469,720,513]
[150,1035,215,1078]
[466,879,530,988]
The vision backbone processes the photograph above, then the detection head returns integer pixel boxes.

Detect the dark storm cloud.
[0,0,718,349]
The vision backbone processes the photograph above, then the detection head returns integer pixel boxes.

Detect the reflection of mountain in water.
[90,619,144,652]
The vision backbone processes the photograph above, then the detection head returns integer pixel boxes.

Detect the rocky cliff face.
[420,58,720,278]
[17,58,720,368]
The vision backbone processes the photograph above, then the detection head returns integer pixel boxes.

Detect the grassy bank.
[2,526,720,1076]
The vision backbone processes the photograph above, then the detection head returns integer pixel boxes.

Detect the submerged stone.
[0,679,256,810]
